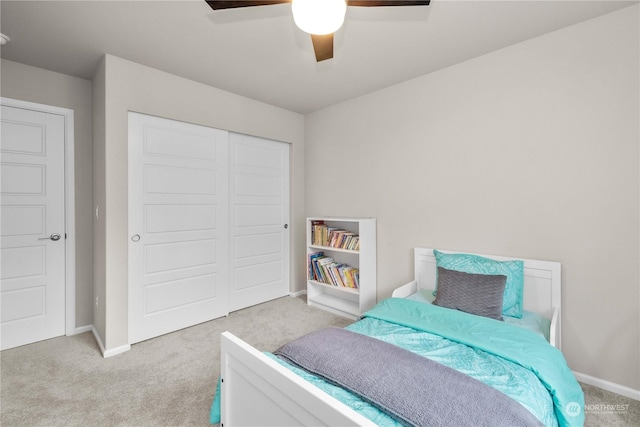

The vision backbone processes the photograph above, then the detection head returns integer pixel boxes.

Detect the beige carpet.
[1,296,638,426]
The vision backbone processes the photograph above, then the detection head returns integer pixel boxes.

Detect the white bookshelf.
[306,217,376,319]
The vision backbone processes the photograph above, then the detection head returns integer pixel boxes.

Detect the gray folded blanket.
[274,327,544,427]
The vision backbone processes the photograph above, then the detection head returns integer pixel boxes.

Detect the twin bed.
[212,247,584,426]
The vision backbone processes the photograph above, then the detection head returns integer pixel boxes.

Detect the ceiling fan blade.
[347,0,430,6]
[311,34,334,62]
[205,0,290,10]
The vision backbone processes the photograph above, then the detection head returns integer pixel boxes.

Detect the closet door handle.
[284,224,288,229]
[131,234,141,242]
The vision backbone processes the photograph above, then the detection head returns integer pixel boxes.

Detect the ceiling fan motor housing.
[205,0,431,61]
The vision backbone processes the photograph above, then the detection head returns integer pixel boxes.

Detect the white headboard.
[412,247,562,348]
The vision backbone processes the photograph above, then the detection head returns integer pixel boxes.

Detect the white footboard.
[220,331,375,427]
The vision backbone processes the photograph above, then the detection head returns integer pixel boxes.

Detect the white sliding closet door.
[128,113,229,344]
[228,133,290,312]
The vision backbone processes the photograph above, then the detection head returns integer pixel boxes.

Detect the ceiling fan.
[205,0,430,62]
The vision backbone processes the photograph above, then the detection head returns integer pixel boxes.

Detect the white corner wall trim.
[290,290,307,298]
[91,327,131,358]
[574,371,640,401]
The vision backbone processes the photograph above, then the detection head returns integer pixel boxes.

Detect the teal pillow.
[433,249,524,318]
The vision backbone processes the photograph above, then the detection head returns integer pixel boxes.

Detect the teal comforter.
[211,298,584,426]
[362,298,584,426]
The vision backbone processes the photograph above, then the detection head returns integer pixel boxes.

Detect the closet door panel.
[129,114,291,342]
[228,133,290,312]
[128,113,229,344]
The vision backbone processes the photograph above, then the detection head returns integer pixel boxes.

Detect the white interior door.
[229,133,290,312]
[1,105,66,350]
[128,113,229,344]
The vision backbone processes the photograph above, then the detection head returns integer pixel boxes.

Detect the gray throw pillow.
[433,267,506,321]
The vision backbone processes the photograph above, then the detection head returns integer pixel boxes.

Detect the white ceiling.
[0,0,636,113]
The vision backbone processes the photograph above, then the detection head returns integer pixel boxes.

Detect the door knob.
[39,233,61,241]
[131,234,141,242]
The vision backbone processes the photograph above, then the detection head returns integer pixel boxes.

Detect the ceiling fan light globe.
[292,0,347,35]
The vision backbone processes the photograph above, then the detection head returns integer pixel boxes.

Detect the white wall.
[94,55,305,351]
[1,59,94,330]
[305,6,639,390]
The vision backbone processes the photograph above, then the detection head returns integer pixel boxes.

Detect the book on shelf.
[317,256,335,284]
[307,251,324,281]
[310,222,360,251]
[307,251,359,289]
[340,266,359,288]
[310,220,325,246]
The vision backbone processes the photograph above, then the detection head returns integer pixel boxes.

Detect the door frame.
[1,97,76,337]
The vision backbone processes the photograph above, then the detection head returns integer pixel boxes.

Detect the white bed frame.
[219,247,562,427]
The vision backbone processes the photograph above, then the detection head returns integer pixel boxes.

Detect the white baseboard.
[289,290,307,298]
[574,371,640,401]
[91,326,131,358]
[73,325,93,335]
[103,344,131,358]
